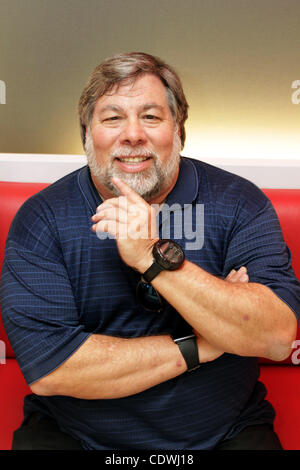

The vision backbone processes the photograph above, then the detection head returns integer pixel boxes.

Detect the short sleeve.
[0,197,91,385]
[223,187,300,322]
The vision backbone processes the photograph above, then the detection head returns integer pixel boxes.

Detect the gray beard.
[85,129,181,201]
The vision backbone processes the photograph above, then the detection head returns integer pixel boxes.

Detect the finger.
[111,177,145,204]
[93,204,151,228]
[225,267,248,283]
[92,213,128,226]
[91,219,117,236]
[95,196,128,213]
[232,268,249,283]
[226,269,236,280]
[238,266,247,274]
[92,206,129,224]
[240,273,249,283]
[229,271,241,283]
[92,219,128,239]
[95,196,145,221]
[93,219,146,240]
[236,267,248,283]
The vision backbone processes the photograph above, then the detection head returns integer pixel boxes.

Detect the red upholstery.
[263,189,300,281]
[260,366,300,451]
[0,182,299,449]
[0,183,49,359]
[0,182,48,450]
[260,190,300,366]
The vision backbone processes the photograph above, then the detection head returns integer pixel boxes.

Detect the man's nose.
[120,118,147,146]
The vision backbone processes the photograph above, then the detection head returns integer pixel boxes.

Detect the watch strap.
[142,261,164,283]
[174,334,200,372]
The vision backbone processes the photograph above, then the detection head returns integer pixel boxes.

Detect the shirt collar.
[78,166,102,212]
[165,157,199,207]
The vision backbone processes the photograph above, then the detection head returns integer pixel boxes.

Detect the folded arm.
[91,177,298,362]
[30,268,243,399]
[148,260,297,361]
[31,331,224,399]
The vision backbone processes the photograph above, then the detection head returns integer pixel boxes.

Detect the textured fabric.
[215,424,283,450]
[1,157,300,450]
[12,412,281,451]
[12,411,83,450]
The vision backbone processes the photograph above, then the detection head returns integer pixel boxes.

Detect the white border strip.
[0,154,87,184]
[0,153,300,188]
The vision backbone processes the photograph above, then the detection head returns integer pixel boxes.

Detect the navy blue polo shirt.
[1,157,300,450]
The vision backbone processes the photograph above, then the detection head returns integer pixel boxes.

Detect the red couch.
[0,181,299,450]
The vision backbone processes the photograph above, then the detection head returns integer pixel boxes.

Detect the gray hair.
[78,52,189,149]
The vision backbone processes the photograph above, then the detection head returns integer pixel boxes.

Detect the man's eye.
[106,116,119,121]
[144,115,159,120]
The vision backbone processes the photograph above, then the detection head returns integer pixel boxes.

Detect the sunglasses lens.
[136,281,163,312]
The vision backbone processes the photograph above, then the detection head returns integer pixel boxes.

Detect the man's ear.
[81,124,87,146]
[84,125,90,146]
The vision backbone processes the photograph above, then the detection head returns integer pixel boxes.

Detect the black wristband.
[174,334,200,372]
[142,262,164,283]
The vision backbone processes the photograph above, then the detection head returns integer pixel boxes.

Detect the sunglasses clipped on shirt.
[136,278,165,313]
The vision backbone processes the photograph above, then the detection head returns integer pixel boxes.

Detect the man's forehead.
[97,74,169,104]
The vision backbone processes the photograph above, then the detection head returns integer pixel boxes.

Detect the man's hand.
[225,266,249,284]
[91,177,159,272]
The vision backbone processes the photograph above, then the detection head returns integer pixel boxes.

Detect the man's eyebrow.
[141,103,164,112]
[98,105,123,114]
[97,103,165,114]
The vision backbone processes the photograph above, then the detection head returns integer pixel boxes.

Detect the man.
[1,52,299,450]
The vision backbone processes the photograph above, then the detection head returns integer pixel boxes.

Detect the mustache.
[110,147,159,159]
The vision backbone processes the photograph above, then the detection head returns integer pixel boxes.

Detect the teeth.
[119,157,149,163]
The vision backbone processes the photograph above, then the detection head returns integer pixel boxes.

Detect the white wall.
[0,153,300,188]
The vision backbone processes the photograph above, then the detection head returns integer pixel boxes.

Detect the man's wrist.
[173,334,201,372]
[135,239,159,274]
[139,238,185,282]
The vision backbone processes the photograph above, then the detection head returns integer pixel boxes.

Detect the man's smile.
[115,156,151,163]
[114,155,153,172]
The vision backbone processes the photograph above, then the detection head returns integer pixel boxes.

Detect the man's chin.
[108,174,161,201]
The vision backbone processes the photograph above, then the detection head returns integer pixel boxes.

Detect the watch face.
[156,240,184,268]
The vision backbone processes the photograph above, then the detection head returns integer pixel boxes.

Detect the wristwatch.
[174,334,200,372]
[142,239,185,283]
